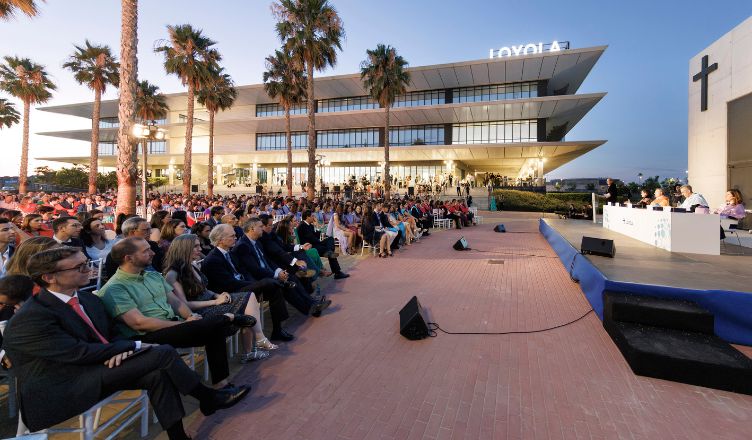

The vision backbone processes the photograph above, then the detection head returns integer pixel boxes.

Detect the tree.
[135,79,169,200]
[0,0,42,19]
[197,68,236,197]
[115,0,139,215]
[63,40,120,194]
[0,97,20,129]
[155,24,221,196]
[273,0,344,199]
[263,49,306,197]
[0,56,56,194]
[360,44,410,199]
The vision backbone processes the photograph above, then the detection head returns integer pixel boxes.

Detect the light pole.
[638,172,643,186]
[131,122,166,213]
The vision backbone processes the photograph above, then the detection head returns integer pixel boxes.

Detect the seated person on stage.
[679,185,709,211]
[200,224,296,342]
[636,189,652,207]
[100,238,248,387]
[163,234,275,363]
[232,219,330,318]
[650,188,670,207]
[714,189,747,220]
[297,210,350,279]
[3,246,249,440]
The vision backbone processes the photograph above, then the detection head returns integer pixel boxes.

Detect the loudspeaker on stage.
[581,236,615,257]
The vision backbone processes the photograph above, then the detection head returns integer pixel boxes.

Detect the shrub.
[493,190,591,212]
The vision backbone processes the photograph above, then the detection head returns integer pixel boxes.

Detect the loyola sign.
[489,41,567,59]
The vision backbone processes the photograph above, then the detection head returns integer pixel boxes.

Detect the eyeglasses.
[51,260,92,274]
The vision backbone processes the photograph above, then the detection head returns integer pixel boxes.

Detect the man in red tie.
[2,247,249,439]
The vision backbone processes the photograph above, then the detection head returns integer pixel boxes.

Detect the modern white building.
[37,44,607,191]
[688,16,752,210]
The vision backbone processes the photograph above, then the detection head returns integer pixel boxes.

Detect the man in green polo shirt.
[100,237,242,386]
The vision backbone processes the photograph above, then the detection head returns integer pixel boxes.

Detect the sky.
[0,0,751,183]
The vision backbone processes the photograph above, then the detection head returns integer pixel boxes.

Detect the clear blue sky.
[0,0,750,183]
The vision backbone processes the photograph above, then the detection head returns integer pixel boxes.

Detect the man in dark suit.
[233,219,330,318]
[2,247,249,440]
[257,215,317,293]
[601,178,618,204]
[0,218,16,276]
[297,210,349,279]
[201,224,295,342]
[51,216,90,259]
[205,206,225,228]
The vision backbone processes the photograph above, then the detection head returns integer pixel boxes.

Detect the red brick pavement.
[185,213,752,440]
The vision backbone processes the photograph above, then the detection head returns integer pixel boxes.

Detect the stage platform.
[540,217,752,345]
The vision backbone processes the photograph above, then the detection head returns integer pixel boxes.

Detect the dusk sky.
[0,0,751,183]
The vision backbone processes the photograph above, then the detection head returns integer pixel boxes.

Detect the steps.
[603,290,752,394]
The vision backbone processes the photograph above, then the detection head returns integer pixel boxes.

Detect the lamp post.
[131,122,166,212]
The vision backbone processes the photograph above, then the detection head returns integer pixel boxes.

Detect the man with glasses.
[102,217,163,281]
[2,246,249,440]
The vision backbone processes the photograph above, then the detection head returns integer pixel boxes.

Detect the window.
[393,90,445,108]
[256,128,378,150]
[319,96,378,113]
[98,142,116,155]
[255,102,307,117]
[452,120,538,144]
[389,125,445,146]
[453,81,538,104]
[99,117,119,128]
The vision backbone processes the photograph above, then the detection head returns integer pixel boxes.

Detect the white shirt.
[86,240,113,261]
[0,245,10,277]
[680,193,709,210]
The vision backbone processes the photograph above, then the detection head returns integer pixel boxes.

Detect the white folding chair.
[361,236,379,256]
[80,258,104,293]
[192,211,206,221]
[273,214,284,224]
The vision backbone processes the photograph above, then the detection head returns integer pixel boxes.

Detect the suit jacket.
[58,237,91,260]
[2,290,135,431]
[232,235,278,281]
[373,212,390,229]
[200,247,255,293]
[259,231,296,269]
[296,221,322,247]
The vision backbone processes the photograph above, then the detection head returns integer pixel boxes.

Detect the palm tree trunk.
[384,106,391,200]
[18,100,30,194]
[306,62,316,200]
[207,109,215,197]
[285,106,293,197]
[89,88,101,194]
[115,0,139,215]
[183,85,195,196]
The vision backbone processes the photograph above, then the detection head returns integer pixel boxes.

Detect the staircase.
[602,291,752,394]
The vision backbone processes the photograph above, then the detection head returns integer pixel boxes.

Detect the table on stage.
[602,204,720,255]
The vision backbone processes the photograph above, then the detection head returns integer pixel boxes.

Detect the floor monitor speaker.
[399,296,430,340]
[494,224,506,233]
[581,236,616,258]
[453,236,470,251]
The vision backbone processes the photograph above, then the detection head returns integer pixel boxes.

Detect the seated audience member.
[233,219,330,317]
[409,200,432,236]
[103,217,164,281]
[258,215,317,280]
[190,221,214,256]
[650,189,670,207]
[0,274,35,368]
[361,204,389,258]
[201,224,295,342]
[274,217,330,277]
[0,219,15,277]
[3,247,249,440]
[297,209,349,279]
[163,234,274,362]
[373,203,397,255]
[159,219,187,253]
[636,189,652,207]
[81,217,114,262]
[149,210,172,242]
[51,216,90,258]
[221,213,244,239]
[206,206,225,228]
[21,213,52,239]
[328,204,355,255]
[100,238,247,387]
[679,185,709,211]
[714,189,746,219]
[5,236,58,280]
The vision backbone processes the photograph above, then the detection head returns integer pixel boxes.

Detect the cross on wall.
[693,55,718,112]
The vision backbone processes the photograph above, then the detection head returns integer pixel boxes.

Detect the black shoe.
[233,314,256,327]
[311,294,326,303]
[270,328,295,342]
[200,385,251,416]
[310,298,332,317]
[282,280,297,289]
[423,231,431,236]
[333,272,350,280]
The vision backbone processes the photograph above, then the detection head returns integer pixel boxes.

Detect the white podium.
[603,205,720,255]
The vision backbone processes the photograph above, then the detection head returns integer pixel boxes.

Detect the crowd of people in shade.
[0,189,478,439]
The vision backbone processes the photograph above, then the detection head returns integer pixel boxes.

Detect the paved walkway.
[179,212,751,440]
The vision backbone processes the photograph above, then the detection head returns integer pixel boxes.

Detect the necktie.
[224,252,242,280]
[252,242,268,269]
[68,296,109,344]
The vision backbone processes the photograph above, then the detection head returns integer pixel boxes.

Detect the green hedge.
[492,190,591,212]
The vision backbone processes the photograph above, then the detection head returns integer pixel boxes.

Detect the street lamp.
[131,122,166,210]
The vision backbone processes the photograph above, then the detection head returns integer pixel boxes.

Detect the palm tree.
[0,97,20,129]
[155,24,221,196]
[273,0,344,199]
[135,80,168,195]
[197,68,236,197]
[115,0,139,215]
[360,44,410,199]
[0,0,43,19]
[263,49,306,197]
[63,40,120,194]
[0,56,55,194]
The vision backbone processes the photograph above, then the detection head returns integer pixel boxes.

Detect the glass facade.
[98,140,167,156]
[453,82,538,103]
[393,90,445,108]
[257,128,379,151]
[319,96,377,113]
[99,117,119,128]
[255,102,307,117]
[256,132,308,150]
[389,125,444,146]
[452,120,538,144]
